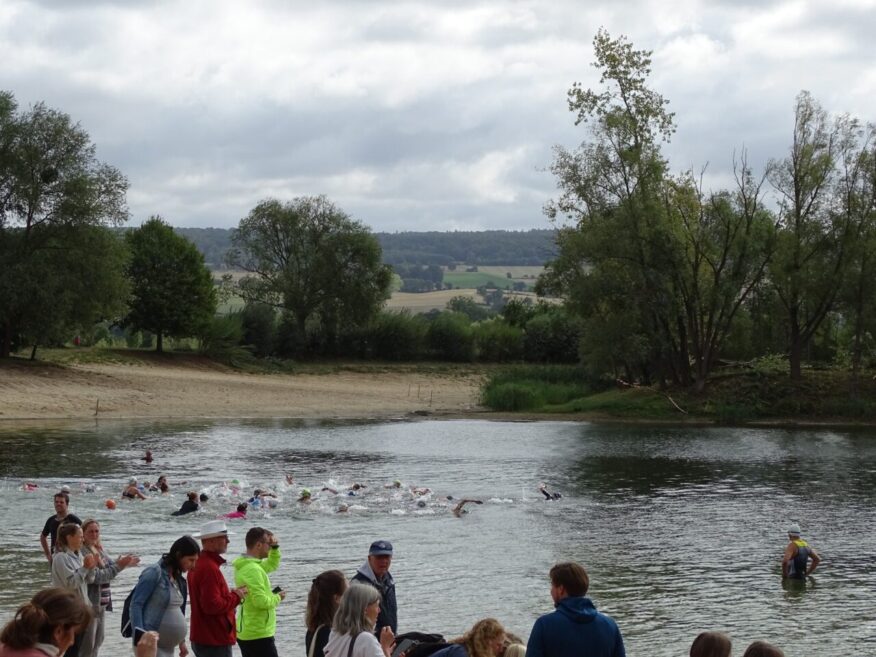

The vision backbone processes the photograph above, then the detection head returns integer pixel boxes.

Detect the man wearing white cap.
[188,520,248,657]
[782,523,820,580]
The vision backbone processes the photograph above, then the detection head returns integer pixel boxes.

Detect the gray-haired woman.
[323,583,395,657]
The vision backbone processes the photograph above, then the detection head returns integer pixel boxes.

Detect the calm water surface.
[0,419,874,656]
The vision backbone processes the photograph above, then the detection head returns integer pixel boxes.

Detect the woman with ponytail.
[0,587,91,657]
[305,570,347,657]
[50,524,97,657]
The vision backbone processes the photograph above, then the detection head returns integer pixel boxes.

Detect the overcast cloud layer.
[1,0,874,231]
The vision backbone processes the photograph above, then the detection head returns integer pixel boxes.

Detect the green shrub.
[481,382,543,411]
[523,309,582,363]
[367,311,428,360]
[241,302,277,358]
[427,311,475,361]
[198,314,253,366]
[474,319,524,362]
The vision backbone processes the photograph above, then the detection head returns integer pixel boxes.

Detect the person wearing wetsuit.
[782,524,820,580]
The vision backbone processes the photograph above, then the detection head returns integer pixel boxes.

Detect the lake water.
[0,419,874,656]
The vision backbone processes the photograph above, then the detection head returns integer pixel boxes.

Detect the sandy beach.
[0,356,485,421]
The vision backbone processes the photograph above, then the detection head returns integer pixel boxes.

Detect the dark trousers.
[192,643,233,657]
[237,636,279,657]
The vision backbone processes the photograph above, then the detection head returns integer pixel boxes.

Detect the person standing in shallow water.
[40,491,82,562]
[782,524,820,580]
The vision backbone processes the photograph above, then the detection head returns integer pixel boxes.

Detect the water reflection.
[0,419,874,657]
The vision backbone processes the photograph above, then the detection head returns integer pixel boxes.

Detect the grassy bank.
[480,365,876,424]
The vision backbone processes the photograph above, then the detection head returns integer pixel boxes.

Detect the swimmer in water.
[452,499,483,517]
[538,483,562,500]
[223,502,248,519]
[385,480,403,489]
[337,503,349,513]
[121,478,147,500]
[141,450,153,463]
[298,488,312,504]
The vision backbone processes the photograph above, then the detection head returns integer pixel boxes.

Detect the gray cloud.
[1,0,873,231]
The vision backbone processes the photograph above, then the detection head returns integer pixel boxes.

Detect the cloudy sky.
[1,0,873,231]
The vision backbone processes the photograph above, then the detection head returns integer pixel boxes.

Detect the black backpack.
[120,588,135,638]
[392,632,447,657]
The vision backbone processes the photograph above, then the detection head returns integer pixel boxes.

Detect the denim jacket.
[129,558,187,643]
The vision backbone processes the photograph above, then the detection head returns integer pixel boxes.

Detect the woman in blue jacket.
[129,535,200,657]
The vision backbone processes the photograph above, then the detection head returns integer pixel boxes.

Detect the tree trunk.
[30,344,38,361]
[789,338,803,381]
[156,332,164,353]
[0,322,10,358]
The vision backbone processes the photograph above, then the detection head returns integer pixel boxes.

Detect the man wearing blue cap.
[352,540,397,636]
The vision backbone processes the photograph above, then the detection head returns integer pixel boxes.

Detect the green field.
[444,271,533,290]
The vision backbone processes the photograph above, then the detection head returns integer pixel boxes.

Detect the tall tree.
[542,29,689,386]
[124,217,217,353]
[0,92,128,356]
[767,92,864,379]
[835,123,876,393]
[228,196,392,354]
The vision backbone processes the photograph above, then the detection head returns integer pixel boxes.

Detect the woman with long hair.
[79,519,140,657]
[305,570,347,657]
[50,524,97,657]
[323,583,394,657]
[690,632,731,657]
[0,588,91,657]
[129,535,200,657]
[431,619,506,657]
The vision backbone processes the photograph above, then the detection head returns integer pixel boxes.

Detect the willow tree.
[228,195,392,355]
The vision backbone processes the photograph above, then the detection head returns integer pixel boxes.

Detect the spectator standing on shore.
[305,570,348,657]
[430,618,507,657]
[323,583,394,657]
[233,528,284,657]
[50,523,97,657]
[189,520,247,657]
[80,519,140,657]
[40,491,82,562]
[0,588,92,657]
[526,562,625,657]
[352,540,397,637]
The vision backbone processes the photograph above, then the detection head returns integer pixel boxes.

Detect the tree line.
[537,30,876,390]
[175,227,558,269]
[3,27,874,391]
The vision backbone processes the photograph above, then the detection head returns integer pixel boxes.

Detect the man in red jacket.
[188,520,248,657]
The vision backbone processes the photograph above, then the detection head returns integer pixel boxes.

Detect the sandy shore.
[0,356,485,422]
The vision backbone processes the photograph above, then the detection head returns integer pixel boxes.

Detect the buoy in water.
[105,499,117,510]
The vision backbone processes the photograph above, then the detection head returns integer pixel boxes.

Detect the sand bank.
[0,357,484,421]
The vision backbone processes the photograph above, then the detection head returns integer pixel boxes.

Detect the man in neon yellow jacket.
[233,527,284,657]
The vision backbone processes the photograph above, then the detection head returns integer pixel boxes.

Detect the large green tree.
[228,196,392,354]
[539,31,775,390]
[124,217,217,353]
[767,92,868,379]
[0,92,129,356]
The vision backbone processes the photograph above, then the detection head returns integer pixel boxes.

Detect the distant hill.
[174,227,558,268]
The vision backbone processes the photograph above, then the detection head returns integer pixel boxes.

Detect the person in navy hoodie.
[526,562,625,657]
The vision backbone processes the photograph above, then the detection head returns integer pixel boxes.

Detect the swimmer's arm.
[807,549,821,575]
